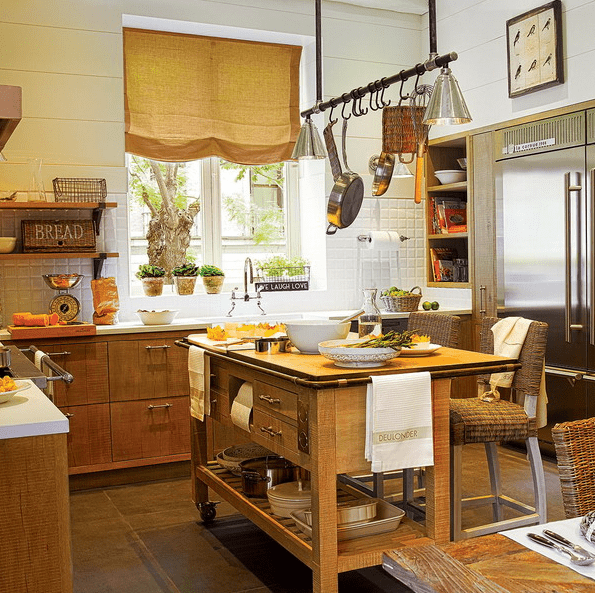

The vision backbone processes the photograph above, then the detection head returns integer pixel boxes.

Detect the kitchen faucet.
[227,257,265,316]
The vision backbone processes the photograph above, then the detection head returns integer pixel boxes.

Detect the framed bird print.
[506,0,563,98]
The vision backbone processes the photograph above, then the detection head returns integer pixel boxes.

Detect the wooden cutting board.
[7,323,96,339]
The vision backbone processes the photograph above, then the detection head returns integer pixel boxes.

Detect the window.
[128,156,300,295]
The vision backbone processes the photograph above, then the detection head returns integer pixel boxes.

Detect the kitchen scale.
[42,273,84,322]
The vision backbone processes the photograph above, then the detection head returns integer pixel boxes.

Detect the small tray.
[290,498,405,541]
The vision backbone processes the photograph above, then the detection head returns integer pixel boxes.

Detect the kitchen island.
[0,377,71,593]
[188,342,517,593]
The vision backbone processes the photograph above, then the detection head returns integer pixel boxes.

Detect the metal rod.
[301,51,457,118]
[315,0,322,104]
[28,345,74,384]
[429,0,437,55]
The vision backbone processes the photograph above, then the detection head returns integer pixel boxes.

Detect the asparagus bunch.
[345,330,416,350]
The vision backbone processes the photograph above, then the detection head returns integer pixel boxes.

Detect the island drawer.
[253,380,297,422]
[252,407,298,455]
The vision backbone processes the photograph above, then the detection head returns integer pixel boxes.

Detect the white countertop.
[0,308,472,338]
[0,379,69,440]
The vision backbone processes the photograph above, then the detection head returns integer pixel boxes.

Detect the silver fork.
[543,529,595,560]
[528,533,595,566]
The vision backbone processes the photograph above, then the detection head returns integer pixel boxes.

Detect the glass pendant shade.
[290,118,327,160]
[393,161,413,177]
[423,67,472,126]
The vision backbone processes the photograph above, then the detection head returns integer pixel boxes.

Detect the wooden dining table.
[383,532,595,592]
[185,340,520,593]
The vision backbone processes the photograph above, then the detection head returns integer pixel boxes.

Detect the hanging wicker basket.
[380,286,422,312]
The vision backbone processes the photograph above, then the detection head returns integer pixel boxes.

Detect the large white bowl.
[0,237,17,253]
[434,170,467,184]
[284,320,350,354]
[136,309,179,325]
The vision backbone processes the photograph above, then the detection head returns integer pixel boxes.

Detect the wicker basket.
[380,286,422,312]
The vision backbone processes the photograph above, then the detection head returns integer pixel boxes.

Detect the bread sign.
[22,219,96,252]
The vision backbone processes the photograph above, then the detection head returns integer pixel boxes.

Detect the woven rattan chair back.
[407,312,461,349]
[552,417,595,518]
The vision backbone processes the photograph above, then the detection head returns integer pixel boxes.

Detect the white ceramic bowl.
[284,320,350,354]
[434,170,467,184]
[318,339,401,368]
[0,237,17,253]
[136,309,179,325]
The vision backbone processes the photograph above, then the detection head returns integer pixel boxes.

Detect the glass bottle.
[358,288,382,338]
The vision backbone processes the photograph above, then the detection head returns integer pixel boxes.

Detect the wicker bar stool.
[449,317,548,541]
[552,417,595,518]
[339,313,462,500]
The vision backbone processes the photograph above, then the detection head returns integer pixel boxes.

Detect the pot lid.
[239,455,294,471]
[267,480,311,502]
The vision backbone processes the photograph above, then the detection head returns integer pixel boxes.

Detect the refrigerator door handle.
[565,172,583,343]
[590,168,595,346]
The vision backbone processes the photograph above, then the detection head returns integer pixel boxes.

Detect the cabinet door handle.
[479,285,486,316]
[147,403,173,409]
[259,394,281,405]
[48,351,71,357]
[145,345,171,350]
[64,412,74,418]
[260,426,282,437]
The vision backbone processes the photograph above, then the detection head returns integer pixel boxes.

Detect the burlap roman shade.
[123,28,302,165]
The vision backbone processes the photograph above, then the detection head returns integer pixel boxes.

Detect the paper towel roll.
[366,231,401,251]
[231,382,253,432]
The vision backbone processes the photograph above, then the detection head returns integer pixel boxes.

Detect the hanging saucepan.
[371,152,395,196]
[326,117,364,235]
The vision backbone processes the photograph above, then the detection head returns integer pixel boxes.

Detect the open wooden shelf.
[428,233,468,240]
[427,281,471,289]
[198,462,430,573]
[0,202,117,210]
[0,252,118,260]
[427,182,467,193]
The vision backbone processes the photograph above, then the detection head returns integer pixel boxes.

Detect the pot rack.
[301,0,452,120]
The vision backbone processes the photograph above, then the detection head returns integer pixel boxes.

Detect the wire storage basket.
[255,266,310,292]
[53,178,107,203]
[380,286,422,312]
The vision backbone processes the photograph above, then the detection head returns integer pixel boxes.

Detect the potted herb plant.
[136,264,166,297]
[199,264,225,294]
[172,263,199,295]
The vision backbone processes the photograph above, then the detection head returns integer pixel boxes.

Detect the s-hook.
[367,81,381,111]
[356,87,368,116]
[399,71,410,102]
[328,98,338,125]
[341,93,352,120]
[350,89,363,117]
[379,77,391,107]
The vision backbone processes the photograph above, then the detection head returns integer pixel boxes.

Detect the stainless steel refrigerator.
[495,109,595,457]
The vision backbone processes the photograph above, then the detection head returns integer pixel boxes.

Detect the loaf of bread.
[91,277,119,325]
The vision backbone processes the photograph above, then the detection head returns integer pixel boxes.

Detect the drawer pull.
[259,394,281,405]
[48,351,71,357]
[147,403,173,410]
[64,412,74,418]
[145,345,171,350]
[260,426,282,437]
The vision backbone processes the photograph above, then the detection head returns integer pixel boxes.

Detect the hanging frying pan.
[326,117,364,235]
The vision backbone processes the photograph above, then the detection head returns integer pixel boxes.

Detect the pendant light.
[422,0,471,126]
[291,0,326,160]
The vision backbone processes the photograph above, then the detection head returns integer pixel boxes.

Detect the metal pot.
[371,152,395,197]
[326,117,364,235]
[0,346,11,368]
[239,455,298,498]
[254,337,291,354]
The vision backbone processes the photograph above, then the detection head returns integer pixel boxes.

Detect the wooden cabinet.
[111,396,190,461]
[108,337,189,401]
[425,135,470,288]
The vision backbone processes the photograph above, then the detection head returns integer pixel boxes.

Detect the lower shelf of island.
[197,462,431,573]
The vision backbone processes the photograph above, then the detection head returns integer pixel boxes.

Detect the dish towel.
[482,316,548,428]
[365,372,433,473]
[189,346,210,421]
[34,349,54,400]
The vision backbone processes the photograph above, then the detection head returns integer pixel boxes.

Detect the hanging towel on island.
[365,372,433,473]
[189,345,210,421]
[481,317,548,429]
[34,349,54,400]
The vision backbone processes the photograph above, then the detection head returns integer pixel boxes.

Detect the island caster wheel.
[197,501,219,523]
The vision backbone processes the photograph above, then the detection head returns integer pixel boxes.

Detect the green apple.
[431,301,440,310]
[422,301,432,311]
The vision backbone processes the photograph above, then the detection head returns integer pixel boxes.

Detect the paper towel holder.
[357,233,410,243]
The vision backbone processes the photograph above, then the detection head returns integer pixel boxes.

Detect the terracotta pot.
[202,275,225,294]
[173,276,197,296]
[141,277,164,297]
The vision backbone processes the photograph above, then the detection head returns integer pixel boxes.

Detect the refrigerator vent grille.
[495,112,585,160]
[587,109,595,144]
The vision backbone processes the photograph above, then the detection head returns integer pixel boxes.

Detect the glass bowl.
[42,273,84,290]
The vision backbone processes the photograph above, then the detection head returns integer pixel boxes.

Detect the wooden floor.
[69,444,567,593]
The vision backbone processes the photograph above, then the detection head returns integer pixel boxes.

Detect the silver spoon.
[527,533,595,565]
[543,529,595,560]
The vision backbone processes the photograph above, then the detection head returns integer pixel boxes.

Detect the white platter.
[0,380,32,404]
[318,339,401,368]
[399,344,442,357]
